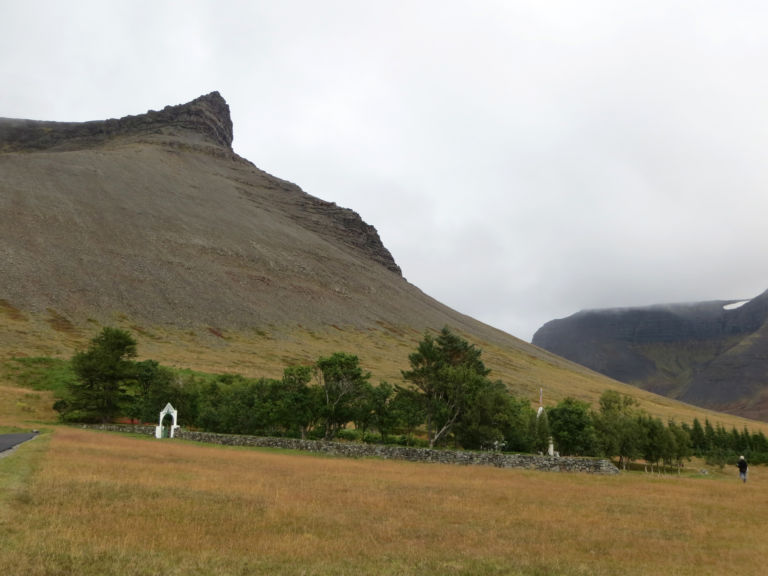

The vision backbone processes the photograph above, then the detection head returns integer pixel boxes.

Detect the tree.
[751,430,768,454]
[127,359,175,424]
[531,408,551,454]
[279,365,321,439]
[350,381,378,439]
[315,353,370,440]
[454,380,535,451]
[390,385,426,445]
[453,379,506,450]
[64,327,138,422]
[367,381,397,442]
[497,393,538,453]
[547,397,597,456]
[637,415,677,473]
[668,420,692,472]
[704,419,716,452]
[689,418,706,455]
[593,390,642,468]
[402,327,492,448]
[196,379,226,432]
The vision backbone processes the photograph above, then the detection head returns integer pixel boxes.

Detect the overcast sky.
[3,1,768,341]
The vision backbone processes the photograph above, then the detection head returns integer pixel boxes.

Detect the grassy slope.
[2,306,768,435]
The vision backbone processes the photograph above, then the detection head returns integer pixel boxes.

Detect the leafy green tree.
[164,370,202,428]
[740,426,752,454]
[689,418,706,455]
[547,397,597,456]
[452,381,536,451]
[196,379,227,432]
[658,424,678,471]
[453,379,507,449]
[128,359,175,424]
[63,327,138,422]
[715,423,730,452]
[751,430,768,454]
[593,390,642,468]
[402,327,491,448]
[350,381,378,439]
[279,365,321,439]
[223,376,261,434]
[729,426,746,454]
[497,394,537,453]
[367,381,397,442]
[704,419,716,451]
[668,420,692,471]
[637,415,677,473]
[531,408,551,454]
[390,385,426,445]
[315,352,370,440]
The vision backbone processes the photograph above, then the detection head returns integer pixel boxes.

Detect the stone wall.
[80,424,619,475]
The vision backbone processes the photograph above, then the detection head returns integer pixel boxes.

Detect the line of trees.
[548,391,768,470]
[54,327,768,467]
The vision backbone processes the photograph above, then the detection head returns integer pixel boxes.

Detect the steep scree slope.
[0,92,415,330]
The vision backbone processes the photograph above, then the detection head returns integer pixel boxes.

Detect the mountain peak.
[0,92,234,152]
[153,91,234,149]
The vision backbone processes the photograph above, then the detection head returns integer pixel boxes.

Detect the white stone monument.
[155,403,180,439]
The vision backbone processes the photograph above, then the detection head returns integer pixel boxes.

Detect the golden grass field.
[2,416,767,575]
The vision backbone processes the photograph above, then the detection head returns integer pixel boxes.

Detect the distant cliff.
[532,290,768,419]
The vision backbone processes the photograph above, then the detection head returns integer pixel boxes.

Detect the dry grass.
[0,385,57,427]
[1,426,765,576]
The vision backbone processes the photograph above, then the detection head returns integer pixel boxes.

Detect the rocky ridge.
[0,91,234,152]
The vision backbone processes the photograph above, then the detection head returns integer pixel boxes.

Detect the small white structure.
[155,403,180,439]
[536,387,544,419]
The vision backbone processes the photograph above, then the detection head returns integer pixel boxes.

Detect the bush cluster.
[51,327,767,468]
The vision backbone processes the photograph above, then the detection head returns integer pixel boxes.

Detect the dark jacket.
[738,459,748,473]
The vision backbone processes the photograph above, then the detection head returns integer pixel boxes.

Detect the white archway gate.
[155,403,180,438]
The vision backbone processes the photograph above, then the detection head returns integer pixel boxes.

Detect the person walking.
[737,455,748,483]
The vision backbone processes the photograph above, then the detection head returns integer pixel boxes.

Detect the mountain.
[532,290,768,420]
[1,92,765,432]
[0,92,535,368]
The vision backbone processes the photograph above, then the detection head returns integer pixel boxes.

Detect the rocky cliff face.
[532,290,768,419]
[0,91,234,152]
